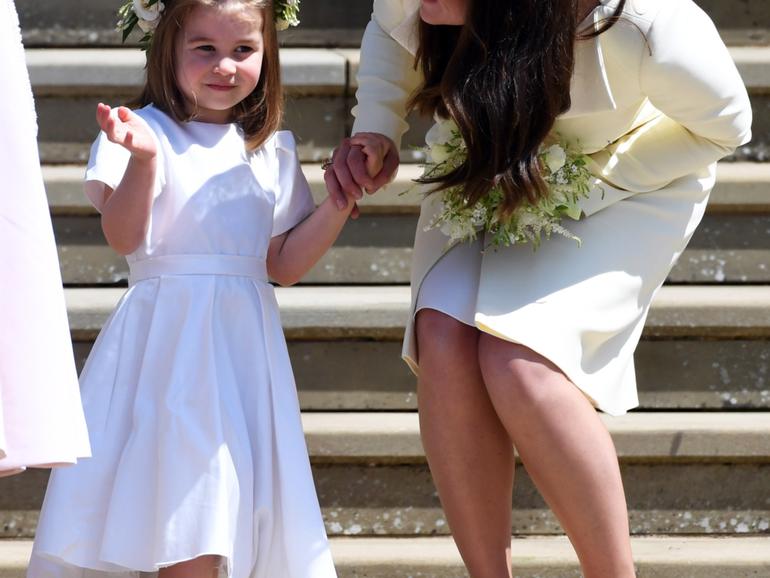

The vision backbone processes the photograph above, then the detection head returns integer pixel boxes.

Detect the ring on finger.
[321,157,334,171]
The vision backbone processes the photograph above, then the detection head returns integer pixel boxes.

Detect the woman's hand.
[96,103,157,161]
[324,132,400,213]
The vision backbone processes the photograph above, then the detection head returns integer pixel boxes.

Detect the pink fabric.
[0,0,90,475]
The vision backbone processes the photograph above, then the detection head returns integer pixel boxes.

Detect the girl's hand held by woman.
[325,132,399,213]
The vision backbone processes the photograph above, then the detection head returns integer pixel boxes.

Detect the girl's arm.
[266,197,354,286]
[96,103,158,255]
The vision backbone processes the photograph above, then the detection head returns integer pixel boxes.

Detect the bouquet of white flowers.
[420,117,598,249]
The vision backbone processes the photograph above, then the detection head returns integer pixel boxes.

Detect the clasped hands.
[324,132,400,218]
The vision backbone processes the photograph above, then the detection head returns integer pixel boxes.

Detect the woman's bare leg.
[158,555,221,578]
[477,334,635,578]
[416,309,515,578]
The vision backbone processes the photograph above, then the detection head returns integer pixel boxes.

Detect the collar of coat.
[371,0,657,117]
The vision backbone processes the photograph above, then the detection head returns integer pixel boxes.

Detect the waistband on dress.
[129,255,268,285]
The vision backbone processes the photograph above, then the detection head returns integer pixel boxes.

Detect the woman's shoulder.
[372,0,419,32]
[612,0,709,28]
[591,0,713,55]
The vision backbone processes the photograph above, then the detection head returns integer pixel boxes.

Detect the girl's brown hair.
[130,0,283,151]
[411,0,627,217]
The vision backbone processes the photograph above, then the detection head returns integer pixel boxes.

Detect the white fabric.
[0,0,90,476]
[353,0,752,415]
[350,16,421,149]
[28,107,335,577]
[415,235,482,326]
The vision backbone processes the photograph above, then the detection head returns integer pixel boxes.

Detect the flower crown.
[118,0,300,51]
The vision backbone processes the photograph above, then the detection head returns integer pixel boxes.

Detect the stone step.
[341,46,770,94]
[51,215,770,285]
[25,48,770,163]
[63,286,770,410]
[26,48,353,164]
[42,161,770,285]
[1,413,768,538]
[2,536,770,577]
[64,337,769,411]
[64,285,770,341]
[16,0,770,47]
[26,48,349,96]
[24,45,770,96]
[43,162,770,216]
[299,412,770,461]
[16,0,376,48]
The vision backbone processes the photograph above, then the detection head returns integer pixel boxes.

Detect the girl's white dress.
[0,0,90,476]
[27,105,337,578]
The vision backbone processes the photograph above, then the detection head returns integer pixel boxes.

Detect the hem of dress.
[33,549,230,576]
[401,306,636,417]
[0,467,25,478]
[403,236,465,376]
[475,317,635,417]
[403,304,478,376]
[0,455,89,477]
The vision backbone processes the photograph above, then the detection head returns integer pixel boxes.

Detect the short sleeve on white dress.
[269,131,315,237]
[84,109,165,212]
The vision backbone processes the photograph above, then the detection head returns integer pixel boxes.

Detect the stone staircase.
[3,0,770,575]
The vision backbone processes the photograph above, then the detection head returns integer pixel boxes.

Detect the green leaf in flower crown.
[121,12,139,42]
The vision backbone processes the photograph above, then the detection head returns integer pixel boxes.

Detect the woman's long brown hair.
[411,0,627,216]
[130,0,283,151]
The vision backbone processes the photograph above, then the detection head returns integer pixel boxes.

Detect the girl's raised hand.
[96,103,157,161]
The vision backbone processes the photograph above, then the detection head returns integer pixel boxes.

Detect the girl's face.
[419,0,468,25]
[175,3,265,123]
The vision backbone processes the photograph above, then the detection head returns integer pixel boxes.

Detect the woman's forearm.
[351,18,422,147]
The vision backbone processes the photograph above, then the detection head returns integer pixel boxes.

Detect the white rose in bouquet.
[425,118,462,164]
[543,144,567,173]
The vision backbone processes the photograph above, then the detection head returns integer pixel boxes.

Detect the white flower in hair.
[133,0,165,32]
[275,0,301,31]
[118,0,299,52]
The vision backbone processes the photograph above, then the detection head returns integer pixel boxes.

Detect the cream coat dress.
[351,0,753,415]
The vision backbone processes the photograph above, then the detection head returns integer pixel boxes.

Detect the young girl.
[28,1,346,576]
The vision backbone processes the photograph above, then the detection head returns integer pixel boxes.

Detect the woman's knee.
[415,309,479,375]
[477,333,565,409]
